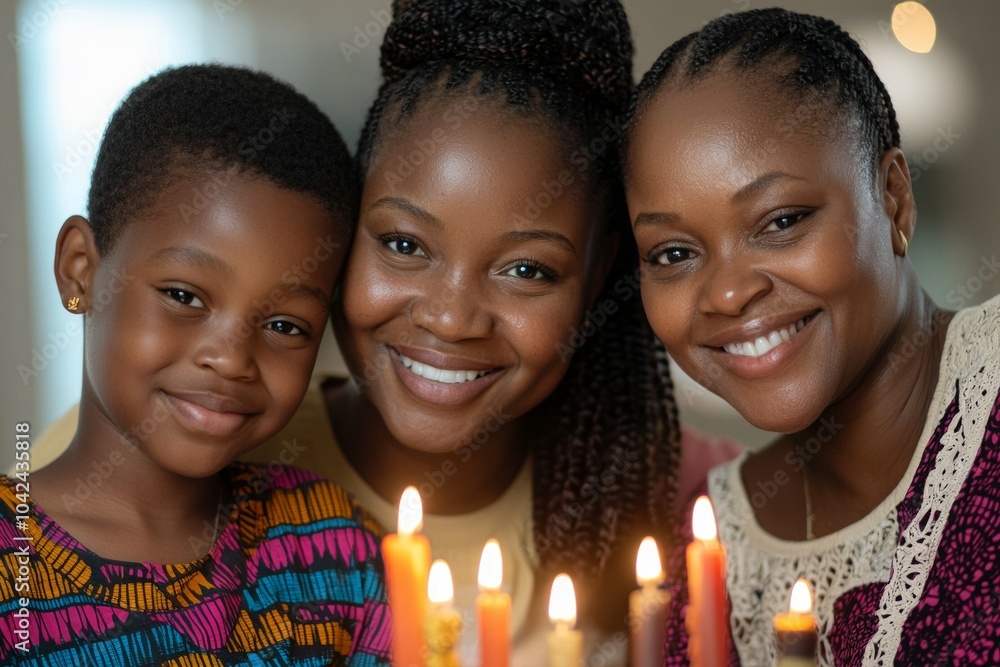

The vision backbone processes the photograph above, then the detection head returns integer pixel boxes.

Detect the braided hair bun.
[379,0,633,114]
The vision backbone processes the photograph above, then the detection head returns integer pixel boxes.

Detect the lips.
[160,390,257,437]
[722,316,812,357]
[389,346,502,405]
[397,351,491,384]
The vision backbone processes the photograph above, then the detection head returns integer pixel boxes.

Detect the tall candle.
[477,539,511,667]
[383,487,431,667]
[686,496,729,667]
[774,579,818,667]
[547,574,583,667]
[426,560,462,667]
[629,536,670,667]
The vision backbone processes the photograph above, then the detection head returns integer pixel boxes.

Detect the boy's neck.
[325,381,531,516]
[29,407,228,563]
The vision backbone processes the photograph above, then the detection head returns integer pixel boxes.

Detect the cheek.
[340,253,405,333]
[640,281,689,349]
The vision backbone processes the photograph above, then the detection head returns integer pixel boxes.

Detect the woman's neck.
[326,381,531,516]
[748,283,955,539]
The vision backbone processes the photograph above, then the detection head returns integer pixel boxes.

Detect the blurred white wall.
[1,0,997,469]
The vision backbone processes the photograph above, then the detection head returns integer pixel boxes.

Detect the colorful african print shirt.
[0,462,392,666]
[661,293,1000,666]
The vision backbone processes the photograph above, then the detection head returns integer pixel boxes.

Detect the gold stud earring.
[898,228,908,256]
[66,296,80,311]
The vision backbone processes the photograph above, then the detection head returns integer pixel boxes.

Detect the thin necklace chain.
[803,465,816,541]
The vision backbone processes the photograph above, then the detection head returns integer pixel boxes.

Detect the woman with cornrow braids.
[626,8,1000,666]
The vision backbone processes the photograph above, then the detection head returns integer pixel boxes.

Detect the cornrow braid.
[626,8,901,177]
[358,0,682,590]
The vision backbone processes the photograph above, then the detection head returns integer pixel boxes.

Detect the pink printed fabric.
[661,387,1000,666]
[0,462,392,666]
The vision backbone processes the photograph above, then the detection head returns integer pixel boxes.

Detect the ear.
[54,215,101,313]
[878,148,916,256]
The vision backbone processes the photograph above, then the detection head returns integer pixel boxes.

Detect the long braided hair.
[626,8,901,181]
[357,0,682,592]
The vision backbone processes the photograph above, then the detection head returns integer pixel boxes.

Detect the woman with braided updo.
[625,8,1000,666]
[321,0,711,662]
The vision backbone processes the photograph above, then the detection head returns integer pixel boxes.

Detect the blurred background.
[1,0,997,470]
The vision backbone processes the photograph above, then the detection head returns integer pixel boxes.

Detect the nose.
[409,274,493,342]
[193,319,260,381]
[697,255,773,317]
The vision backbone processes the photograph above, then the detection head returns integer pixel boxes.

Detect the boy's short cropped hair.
[87,63,357,255]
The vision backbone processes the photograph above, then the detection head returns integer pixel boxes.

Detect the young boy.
[0,64,389,666]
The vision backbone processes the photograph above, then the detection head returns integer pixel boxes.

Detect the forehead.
[627,73,862,196]
[112,174,341,284]
[364,100,595,234]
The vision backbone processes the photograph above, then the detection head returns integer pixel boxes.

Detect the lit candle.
[547,574,583,667]
[477,539,511,667]
[426,560,462,667]
[383,487,432,667]
[774,579,818,667]
[686,496,729,667]
[629,536,670,667]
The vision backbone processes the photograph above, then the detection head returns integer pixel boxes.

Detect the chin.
[729,395,825,435]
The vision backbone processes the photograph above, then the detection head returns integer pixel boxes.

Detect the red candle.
[686,496,729,667]
[477,539,511,667]
[774,579,818,667]
[629,536,670,667]
[383,486,431,667]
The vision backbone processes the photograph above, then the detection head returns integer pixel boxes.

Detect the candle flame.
[428,560,454,605]
[789,578,814,614]
[398,486,423,535]
[692,496,718,541]
[548,573,577,627]
[636,536,664,586]
[478,539,503,591]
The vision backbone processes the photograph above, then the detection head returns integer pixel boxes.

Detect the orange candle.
[383,486,432,667]
[547,574,583,667]
[774,579,818,667]
[629,536,670,667]
[426,560,462,667]
[686,496,729,667]
[477,539,511,667]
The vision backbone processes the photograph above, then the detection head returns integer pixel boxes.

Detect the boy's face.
[78,174,344,477]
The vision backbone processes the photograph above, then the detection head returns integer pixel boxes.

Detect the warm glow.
[789,579,814,615]
[478,539,503,591]
[398,486,423,535]
[892,2,936,53]
[636,536,664,586]
[692,496,718,541]
[428,560,454,605]
[548,574,577,626]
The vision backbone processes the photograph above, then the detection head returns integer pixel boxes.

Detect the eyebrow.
[501,229,576,255]
[633,171,808,229]
[280,283,332,314]
[150,246,232,274]
[368,197,442,228]
[731,171,805,204]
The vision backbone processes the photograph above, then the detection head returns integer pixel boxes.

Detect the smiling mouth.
[396,352,492,384]
[721,315,813,358]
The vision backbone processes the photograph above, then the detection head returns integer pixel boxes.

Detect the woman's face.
[336,101,611,453]
[626,74,908,433]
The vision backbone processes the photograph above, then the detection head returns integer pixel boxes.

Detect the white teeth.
[397,352,489,384]
[723,317,811,358]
